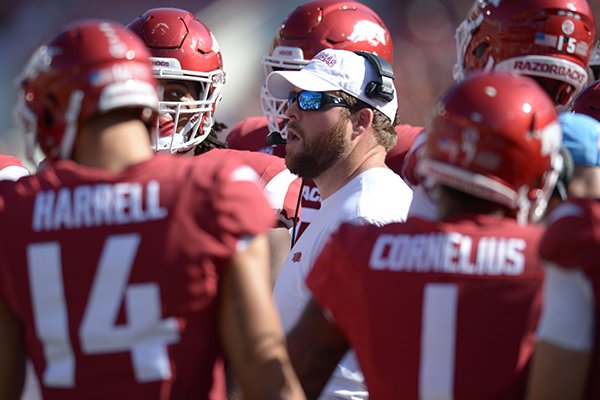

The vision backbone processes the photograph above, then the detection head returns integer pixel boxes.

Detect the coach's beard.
[285,119,349,179]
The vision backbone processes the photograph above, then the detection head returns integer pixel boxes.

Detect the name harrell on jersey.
[32,180,168,232]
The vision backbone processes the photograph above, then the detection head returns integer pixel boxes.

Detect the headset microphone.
[265,131,287,146]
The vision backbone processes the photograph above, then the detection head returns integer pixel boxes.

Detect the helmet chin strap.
[60,90,85,160]
[531,155,562,222]
[516,186,531,226]
[483,56,496,73]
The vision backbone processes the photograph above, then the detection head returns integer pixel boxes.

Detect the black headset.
[353,50,395,102]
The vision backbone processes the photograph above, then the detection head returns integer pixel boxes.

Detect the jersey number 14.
[27,233,180,388]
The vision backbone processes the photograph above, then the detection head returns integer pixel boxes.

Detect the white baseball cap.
[266,49,398,122]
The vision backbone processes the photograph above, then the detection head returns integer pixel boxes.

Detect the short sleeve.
[540,200,600,272]
[257,158,302,228]
[207,159,276,252]
[537,263,595,351]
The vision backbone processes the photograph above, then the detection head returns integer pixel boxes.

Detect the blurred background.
[1,0,599,168]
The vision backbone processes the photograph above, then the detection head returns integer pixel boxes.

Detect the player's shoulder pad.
[226,116,270,151]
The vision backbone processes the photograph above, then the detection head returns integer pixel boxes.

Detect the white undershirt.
[537,262,595,351]
[273,167,413,399]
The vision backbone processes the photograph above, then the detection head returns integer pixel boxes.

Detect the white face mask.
[261,46,308,141]
[151,58,225,153]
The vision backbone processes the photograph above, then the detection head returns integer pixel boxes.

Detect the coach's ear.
[351,107,374,138]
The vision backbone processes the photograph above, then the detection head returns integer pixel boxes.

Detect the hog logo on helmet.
[419,72,562,224]
[347,20,388,48]
[14,20,158,163]
[260,0,393,141]
[454,0,595,106]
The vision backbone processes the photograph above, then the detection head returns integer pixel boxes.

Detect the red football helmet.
[128,8,225,153]
[570,79,600,121]
[14,20,158,162]
[454,0,595,105]
[261,0,393,139]
[419,72,562,223]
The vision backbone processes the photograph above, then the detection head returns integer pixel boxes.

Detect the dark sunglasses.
[287,90,351,111]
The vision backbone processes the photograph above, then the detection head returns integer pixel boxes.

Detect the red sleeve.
[189,156,275,263]
[0,155,25,169]
[213,149,302,226]
[226,117,270,152]
[540,199,600,272]
[203,158,276,253]
[251,153,301,225]
[306,223,365,329]
[385,125,423,177]
[226,117,286,157]
[396,130,426,187]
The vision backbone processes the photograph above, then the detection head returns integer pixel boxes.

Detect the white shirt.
[537,262,595,351]
[407,184,437,220]
[273,167,412,399]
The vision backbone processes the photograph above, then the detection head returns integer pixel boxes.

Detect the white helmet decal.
[348,20,388,47]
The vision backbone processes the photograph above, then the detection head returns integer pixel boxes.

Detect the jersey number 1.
[27,234,180,388]
[419,283,458,400]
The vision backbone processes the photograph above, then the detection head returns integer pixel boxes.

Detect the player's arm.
[287,298,349,399]
[267,224,292,287]
[218,233,305,400]
[0,299,25,400]
[526,263,594,400]
[526,342,590,400]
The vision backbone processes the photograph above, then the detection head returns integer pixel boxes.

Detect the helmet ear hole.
[43,107,55,128]
[473,42,489,59]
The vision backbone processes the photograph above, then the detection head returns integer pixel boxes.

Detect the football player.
[287,72,562,398]
[225,0,421,238]
[454,0,595,106]
[0,20,303,400]
[127,8,302,281]
[406,0,596,220]
[526,113,600,400]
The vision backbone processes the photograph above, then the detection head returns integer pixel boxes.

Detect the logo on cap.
[314,52,338,67]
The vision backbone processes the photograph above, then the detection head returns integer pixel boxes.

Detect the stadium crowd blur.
[9,0,594,167]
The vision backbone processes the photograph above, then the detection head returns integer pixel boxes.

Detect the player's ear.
[351,107,373,136]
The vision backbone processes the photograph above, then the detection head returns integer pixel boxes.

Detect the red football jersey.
[0,154,25,169]
[226,116,286,157]
[307,215,544,400]
[385,124,423,176]
[201,148,302,227]
[539,199,600,399]
[0,154,275,400]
